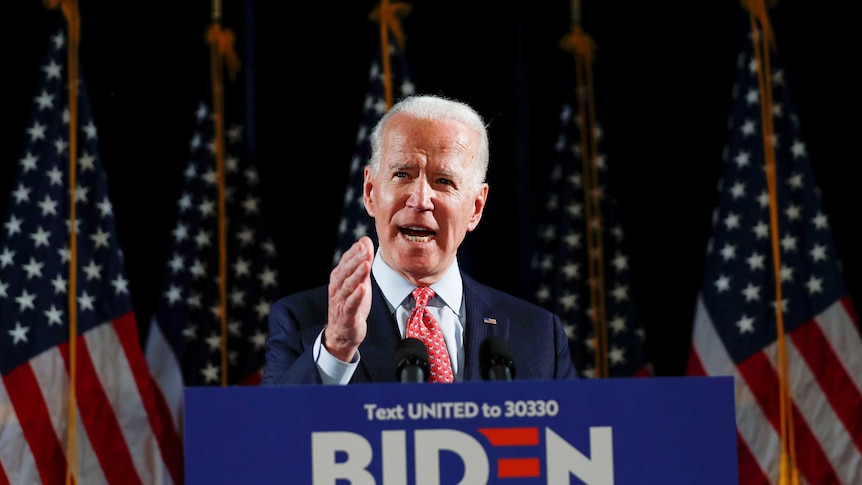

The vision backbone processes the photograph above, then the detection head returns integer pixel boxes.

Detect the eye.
[436,177,454,186]
[393,171,409,179]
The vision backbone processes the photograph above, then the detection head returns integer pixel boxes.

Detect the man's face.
[363,114,488,286]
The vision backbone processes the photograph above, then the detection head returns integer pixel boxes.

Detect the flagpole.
[209,0,230,387]
[562,0,608,378]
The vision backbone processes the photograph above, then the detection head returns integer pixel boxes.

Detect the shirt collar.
[372,250,463,316]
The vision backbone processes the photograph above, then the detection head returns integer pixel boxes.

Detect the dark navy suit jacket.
[260,272,577,384]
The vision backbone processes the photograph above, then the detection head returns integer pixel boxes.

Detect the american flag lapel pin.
[483,317,497,325]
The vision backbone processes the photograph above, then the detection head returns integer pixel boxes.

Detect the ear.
[362,166,375,217]
[466,183,489,232]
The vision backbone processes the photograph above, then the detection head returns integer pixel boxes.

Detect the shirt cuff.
[313,327,359,385]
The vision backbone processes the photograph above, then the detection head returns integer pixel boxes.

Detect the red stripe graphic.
[477,427,539,446]
[497,458,541,478]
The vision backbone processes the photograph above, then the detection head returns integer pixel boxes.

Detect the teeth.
[405,234,433,242]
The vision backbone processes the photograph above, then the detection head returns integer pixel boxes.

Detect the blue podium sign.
[185,376,737,484]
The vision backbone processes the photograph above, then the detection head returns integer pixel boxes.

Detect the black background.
[4,1,858,377]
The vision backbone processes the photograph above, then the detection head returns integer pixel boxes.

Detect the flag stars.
[558,292,577,311]
[805,276,823,294]
[769,298,788,314]
[112,275,129,295]
[611,284,629,302]
[561,262,579,280]
[182,324,198,340]
[791,140,807,159]
[82,121,97,140]
[194,230,212,248]
[741,283,760,301]
[36,194,57,216]
[810,244,827,262]
[734,151,751,168]
[786,173,803,190]
[188,292,202,308]
[229,289,246,307]
[741,119,756,137]
[172,222,189,242]
[0,248,14,267]
[609,315,626,335]
[200,362,219,384]
[8,322,30,345]
[232,258,251,277]
[34,90,53,110]
[97,197,113,217]
[611,253,628,272]
[198,199,216,218]
[746,253,765,271]
[785,204,801,221]
[730,182,746,199]
[79,152,96,172]
[715,275,731,293]
[535,285,551,304]
[249,329,267,350]
[723,212,741,230]
[77,291,96,311]
[31,227,51,247]
[720,243,737,261]
[27,121,47,142]
[242,195,260,214]
[177,193,193,213]
[165,285,182,304]
[54,138,68,156]
[16,290,37,311]
[51,275,67,294]
[5,216,23,238]
[812,212,828,230]
[45,305,64,326]
[236,227,254,246]
[780,265,794,282]
[255,299,271,320]
[47,166,63,185]
[74,184,89,203]
[752,221,769,239]
[205,332,222,352]
[43,58,62,79]
[228,320,242,337]
[90,227,110,249]
[736,315,755,334]
[12,184,32,204]
[780,235,798,252]
[258,268,278,288]
[189,259,207,279]
[608,346,626,365]
[23,257,44,279]
[83,260,102,280]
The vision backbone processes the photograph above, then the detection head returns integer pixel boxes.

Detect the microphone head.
[395,337,430,382]
[480,335,516,380]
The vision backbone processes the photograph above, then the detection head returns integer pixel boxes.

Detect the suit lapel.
[462,276,509,382]
[357,277,402,382]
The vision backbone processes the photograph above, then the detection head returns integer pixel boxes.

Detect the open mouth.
[401,226,435,243]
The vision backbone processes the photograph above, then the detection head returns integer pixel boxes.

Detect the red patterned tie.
[406,287,454,383]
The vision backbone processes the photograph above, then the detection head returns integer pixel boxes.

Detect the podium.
[185,376,737,484]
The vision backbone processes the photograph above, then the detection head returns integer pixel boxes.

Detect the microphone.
[480,335,516,381]
[395,338,430,383]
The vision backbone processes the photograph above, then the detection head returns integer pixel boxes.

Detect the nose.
[406,178,433,210]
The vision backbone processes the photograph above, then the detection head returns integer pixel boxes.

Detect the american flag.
[530,65,652,379]
[332,23,414,265]
[143,24,281,477]
[686,20,862,485]
[0,13,178,485]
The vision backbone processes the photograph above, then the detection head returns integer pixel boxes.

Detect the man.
[261,94,576,384]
